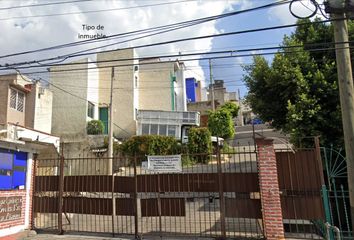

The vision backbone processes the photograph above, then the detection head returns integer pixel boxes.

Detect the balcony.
[137,110,200,126]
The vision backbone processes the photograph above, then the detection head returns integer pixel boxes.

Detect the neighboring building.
[185,77,201,103]
[0,123,59,237]
[136,110,200,142]
[207,80,237,106]
[0,73,53,133]
[0,73,59,237]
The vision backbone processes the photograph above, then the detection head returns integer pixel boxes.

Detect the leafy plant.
[187,127,211,163]
[207,109,235,139]
[118,135,180,161]
[86,120,104,135]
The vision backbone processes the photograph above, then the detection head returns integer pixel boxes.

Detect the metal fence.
[321,146,352,240]
[275,148,326,239]
[33,144,264,239]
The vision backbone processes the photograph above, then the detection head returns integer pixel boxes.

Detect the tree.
[207,109,235,139]
[243,18,350,147]
[220,101,240,118]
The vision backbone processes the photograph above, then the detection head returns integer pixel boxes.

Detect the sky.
[0,0,320,99]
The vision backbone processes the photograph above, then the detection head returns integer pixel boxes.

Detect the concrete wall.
[97,49,136,139]
[24,84,53,133]
[87,64,99,121]
[174,62,187,111]
[139,59,173,111]
[33,86,53,133]
[187,100,220,115]
[50,59,89,139]
[0,75,12,124]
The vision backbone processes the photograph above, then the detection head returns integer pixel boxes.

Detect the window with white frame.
[140,124,178,138]
[10,88,25,112]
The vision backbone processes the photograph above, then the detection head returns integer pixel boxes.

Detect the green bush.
[119,135,180,160]
[87,120,104,135]
[187,127,211,163]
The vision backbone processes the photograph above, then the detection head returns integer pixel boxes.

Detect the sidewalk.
[1,231,131,240]
[2,231,217,240]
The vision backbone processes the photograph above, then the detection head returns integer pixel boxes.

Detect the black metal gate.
[32,144,264,239]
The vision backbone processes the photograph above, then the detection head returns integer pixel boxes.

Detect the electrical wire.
[0,0,94,11]
[4,39,352,75]
[3,17,341,70]
[0,0,196,21]
[0,0,291,62]
[289,0,318,19]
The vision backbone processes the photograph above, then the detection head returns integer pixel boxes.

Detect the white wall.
[33,85,53,133]
[87,63,99,121]
[174,62,187,111]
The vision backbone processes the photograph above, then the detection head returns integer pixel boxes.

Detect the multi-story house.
[50,48,194,141]
[0,73,59,237]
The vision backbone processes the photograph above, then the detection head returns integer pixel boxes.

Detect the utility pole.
[108,67,114,175]
[238,88,243,126]
[209,58,215,111]
[326,0,354,231]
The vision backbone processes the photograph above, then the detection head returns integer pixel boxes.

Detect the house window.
[0,150,27,190]
[142,124,149,135]
[140,124,178,137]
[159,125,167,135]
[150,124,158,135]
[87,102,94,118]
[10,88,25,112]
[167,125,177,137]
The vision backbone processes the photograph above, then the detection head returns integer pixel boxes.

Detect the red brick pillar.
[256,138,285,240]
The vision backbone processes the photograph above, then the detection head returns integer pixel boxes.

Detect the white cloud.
[267,0,325,25]
[0,0,249,84]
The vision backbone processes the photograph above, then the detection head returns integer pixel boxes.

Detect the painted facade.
[50,49,188,140]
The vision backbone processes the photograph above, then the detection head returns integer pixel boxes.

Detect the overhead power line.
[3,39,351,71]
[0,0,291,61]
[3,16,336,69]
[0,0,196,20]
[11,44,354,76]
[0,0,93,11]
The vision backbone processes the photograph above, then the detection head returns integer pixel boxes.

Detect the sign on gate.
[147,155,182,173]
